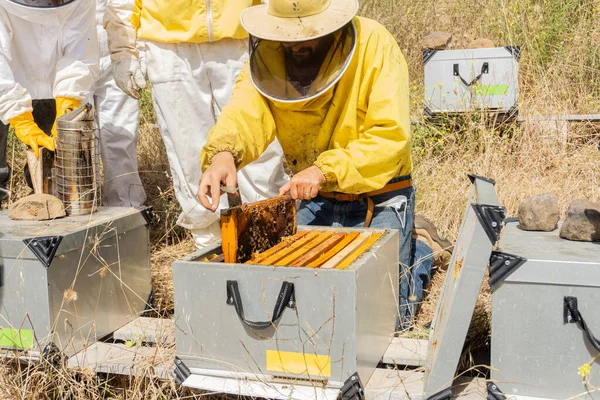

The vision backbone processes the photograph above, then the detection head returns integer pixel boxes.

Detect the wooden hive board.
[321,232,371,269]
[246,231,310,264]
[274,232,334,266]
[307,232,360,268]
[290,233,347,267]
[257,231,321,265]
[335,233,383,270]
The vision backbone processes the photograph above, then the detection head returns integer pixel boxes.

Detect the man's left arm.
[54,0,100,104]
[315,34,411,194]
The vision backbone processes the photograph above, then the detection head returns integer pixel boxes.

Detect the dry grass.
[1,0,600,397]
[0,357,242,399]
[359,0,600,366]
[150,238,196,317]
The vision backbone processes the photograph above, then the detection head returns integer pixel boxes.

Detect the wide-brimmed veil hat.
[244,0,359,103]
[241,0,359,42]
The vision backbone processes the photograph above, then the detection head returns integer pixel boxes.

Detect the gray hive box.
[0,207,152,357]
[173,226,398,388]
[491,221,600,399]
[424,47,519,118]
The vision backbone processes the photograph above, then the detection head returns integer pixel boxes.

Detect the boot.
[413,215,453,269]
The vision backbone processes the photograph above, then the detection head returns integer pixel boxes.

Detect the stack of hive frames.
[245,230,383,269]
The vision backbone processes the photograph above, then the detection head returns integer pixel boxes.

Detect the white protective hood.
[0,0,79,24]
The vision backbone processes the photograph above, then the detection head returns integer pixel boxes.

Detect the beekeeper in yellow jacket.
[104,0,287,248]
[199,0,447,330]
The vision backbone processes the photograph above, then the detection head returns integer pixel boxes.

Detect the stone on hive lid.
[559,199,600,242]
[517,193,560,232]
[9,194,66,221]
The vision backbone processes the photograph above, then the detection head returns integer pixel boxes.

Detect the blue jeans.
[408,237,433,329]
[296,176,434,330]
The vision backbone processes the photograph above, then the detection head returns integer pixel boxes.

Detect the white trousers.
[94,55,147,207]
[143,39,287,247]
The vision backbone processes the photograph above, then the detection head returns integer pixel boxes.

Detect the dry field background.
[1,0,600,397]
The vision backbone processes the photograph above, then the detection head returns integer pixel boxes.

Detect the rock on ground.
[9,194,66,221]
[518,193,560,231]
[467,38,495,49]
[560,199,600,242]
[422,32,452,50]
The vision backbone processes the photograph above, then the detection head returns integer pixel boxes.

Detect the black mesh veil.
[248,22,356,103]
[8,0,77,8]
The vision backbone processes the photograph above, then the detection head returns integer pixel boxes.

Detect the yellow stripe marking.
[266,350,331,377]
[335,233,383,270]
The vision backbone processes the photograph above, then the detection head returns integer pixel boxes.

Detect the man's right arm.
[200,64,276,172]
[0,11,32,124]
[198,65,276,210]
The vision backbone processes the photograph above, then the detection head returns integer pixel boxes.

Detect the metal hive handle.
[453,62,489,87]
[564,296,600,352]
[226,280,295,330]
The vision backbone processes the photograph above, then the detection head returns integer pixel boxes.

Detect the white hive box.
[424,47,519,118]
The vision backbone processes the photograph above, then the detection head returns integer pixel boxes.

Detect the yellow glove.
[51,97,81,137]
[9,112,55,158]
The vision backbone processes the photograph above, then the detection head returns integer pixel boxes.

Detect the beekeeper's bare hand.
[198,152,237,211]
[279,165,326,201]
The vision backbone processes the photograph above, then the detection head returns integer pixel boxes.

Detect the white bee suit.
[0,0,99,123]
[94,0,145,206]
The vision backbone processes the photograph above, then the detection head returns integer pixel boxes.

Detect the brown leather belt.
[318,179,412,227]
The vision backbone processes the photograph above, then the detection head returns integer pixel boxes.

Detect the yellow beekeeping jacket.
[201,17,412,194]
[105,0,260,47]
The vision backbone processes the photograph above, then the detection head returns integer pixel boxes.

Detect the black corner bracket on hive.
[340,372,365,400]
[488,251,527,291]
[174,356,191,385]
[472,204,506,244]
[23,235,63,268]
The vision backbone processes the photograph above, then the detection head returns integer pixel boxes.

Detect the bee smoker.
[55,103,100,216]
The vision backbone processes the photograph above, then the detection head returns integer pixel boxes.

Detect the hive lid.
[497,221,600,287]
[423,176,502,397]
[0,207,149,262]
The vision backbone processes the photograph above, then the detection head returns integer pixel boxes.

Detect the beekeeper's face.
[281,35,333,67]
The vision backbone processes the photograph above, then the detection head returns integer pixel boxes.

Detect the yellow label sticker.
[266,350,331,377]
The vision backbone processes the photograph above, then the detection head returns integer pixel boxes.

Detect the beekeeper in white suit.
[104,0,287,248]
[94,0,145,207]
[0,0,99,197]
